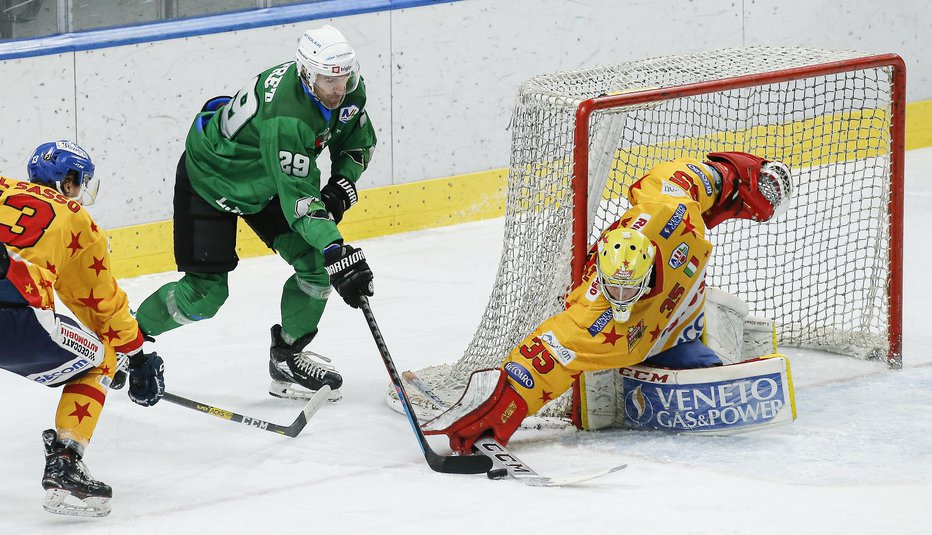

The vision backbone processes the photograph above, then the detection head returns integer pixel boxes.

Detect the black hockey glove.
[0,243,9,279]
[323,242,373,308]
[320,175,358,224]
[128,351,165,407]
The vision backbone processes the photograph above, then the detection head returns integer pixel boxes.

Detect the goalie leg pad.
[743,314,777,360]
[575,355,796,434]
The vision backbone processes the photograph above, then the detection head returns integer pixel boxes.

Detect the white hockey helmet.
[296,25,360,109]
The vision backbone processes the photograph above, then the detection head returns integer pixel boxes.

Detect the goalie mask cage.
[406,47,905,412]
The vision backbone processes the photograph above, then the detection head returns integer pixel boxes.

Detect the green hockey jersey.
[184,61,376,250]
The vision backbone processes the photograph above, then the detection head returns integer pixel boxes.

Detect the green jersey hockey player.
[134,25,376,402]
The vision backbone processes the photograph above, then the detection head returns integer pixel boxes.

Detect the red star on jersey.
[89,256,107,276]
[45,261,57,274]
[648,325,661,342]
[69,401,92,424]
[602,326,623,346]
[102,326,121,343]
[679,214,699,238]
[99,365,111,376]
[90,222,99,234]
[78,289,104,312]
[66,232,83,257]
[539,390,553,403]
[39,279,53,290]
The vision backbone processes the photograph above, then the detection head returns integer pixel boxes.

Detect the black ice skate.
[41,429,112,517]
[269,324,343,402]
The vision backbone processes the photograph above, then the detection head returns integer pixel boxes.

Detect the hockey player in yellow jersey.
[423,152,795,453]
[0,141,165,517]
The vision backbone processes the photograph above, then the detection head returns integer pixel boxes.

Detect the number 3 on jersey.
[220,75,259,139]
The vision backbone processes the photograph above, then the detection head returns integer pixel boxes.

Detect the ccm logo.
[620,367,671,383]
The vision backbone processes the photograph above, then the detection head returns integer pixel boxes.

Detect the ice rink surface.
[2,149,932,533]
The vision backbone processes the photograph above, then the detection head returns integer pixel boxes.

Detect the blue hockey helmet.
[27,140,99,205]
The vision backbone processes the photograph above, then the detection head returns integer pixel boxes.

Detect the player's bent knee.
[172,273,230,321]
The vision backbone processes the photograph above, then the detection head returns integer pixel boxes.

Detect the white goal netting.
[397,47,903,416]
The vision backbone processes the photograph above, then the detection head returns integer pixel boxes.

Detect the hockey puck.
[487,468,508,480]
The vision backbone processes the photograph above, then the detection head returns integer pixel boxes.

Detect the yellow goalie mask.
[596,228,656,322]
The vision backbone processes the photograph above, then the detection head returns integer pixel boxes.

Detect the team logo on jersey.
[627,320,646,350]
[294,196,321,218]
[659,204,687,239]
[687,164,714,195]
[630,213,651,230]
[669,242,689,269]
[504,362,534,389]
[339,105,360,123]
[684,256,700,277]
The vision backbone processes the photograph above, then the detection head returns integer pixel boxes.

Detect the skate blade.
[269,381,342,402]
[43,488,111,518]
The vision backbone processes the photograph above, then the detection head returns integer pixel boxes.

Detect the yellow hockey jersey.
[0,176,143,356]
[501,158,721,414]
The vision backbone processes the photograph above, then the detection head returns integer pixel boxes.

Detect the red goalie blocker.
[422,369,529,454]
[573,355,797,434]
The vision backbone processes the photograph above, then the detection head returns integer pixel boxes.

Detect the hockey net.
[397,47,905,417]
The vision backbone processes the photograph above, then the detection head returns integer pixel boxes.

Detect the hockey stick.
[359,296,492,474]
[161,385,330,438]
[401,370,627,486]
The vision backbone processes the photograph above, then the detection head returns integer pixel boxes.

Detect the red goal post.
[393,48,906,419]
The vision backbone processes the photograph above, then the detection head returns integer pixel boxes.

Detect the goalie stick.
[161,385,330,438]
[359,297,492,475]
[401,370,627,487]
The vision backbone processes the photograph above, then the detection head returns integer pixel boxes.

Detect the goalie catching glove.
[422,368,528,454]
[702,151,793,229]
[324,241,374,308]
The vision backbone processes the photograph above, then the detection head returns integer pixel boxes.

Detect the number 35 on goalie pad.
[573,355,796,435]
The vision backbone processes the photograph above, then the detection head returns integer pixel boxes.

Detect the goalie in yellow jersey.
[423,152,797,453]
[0,141,165,517]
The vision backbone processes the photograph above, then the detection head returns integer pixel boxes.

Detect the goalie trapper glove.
[321,175,358,224]
[323,241,373,308]
[127,351,165,407]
